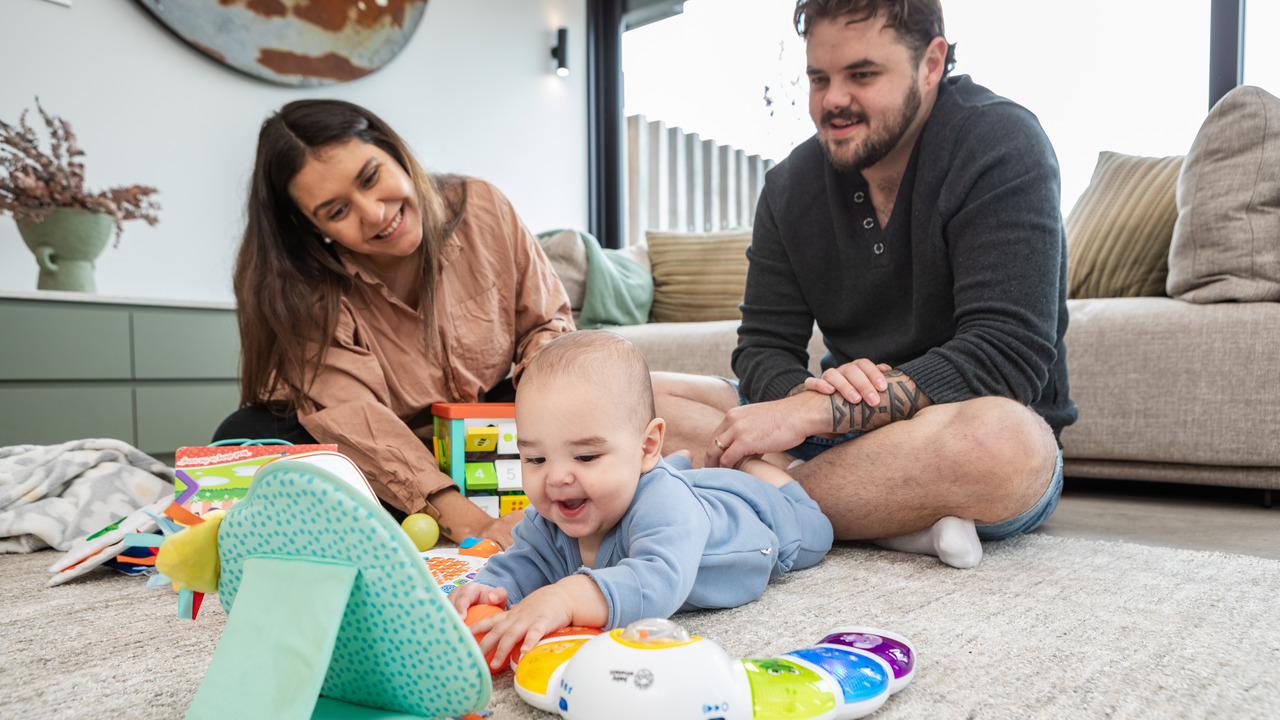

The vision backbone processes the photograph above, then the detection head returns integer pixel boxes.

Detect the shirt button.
[863,218,875,229]
[873,242,884,254]
[853,192,865,203]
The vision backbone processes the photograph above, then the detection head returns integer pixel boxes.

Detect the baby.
[450,329,833,669]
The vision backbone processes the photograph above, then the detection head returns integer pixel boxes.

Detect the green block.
[464,462,498,491]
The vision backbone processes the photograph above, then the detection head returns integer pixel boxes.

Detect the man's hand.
[705,393,820,469]
[467,575,608,671]
[811,365,934,435]
[708,363,935,468]
[804,359,893,405]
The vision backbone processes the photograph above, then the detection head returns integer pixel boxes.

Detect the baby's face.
[515,376,648,550]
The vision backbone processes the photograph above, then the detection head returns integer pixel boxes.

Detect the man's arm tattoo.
[885,370,923,421]
[829,370,923,432]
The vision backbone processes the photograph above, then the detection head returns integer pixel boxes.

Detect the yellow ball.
[401,513,440,551]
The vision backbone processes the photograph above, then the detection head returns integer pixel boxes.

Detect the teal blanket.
[541,229,653,328]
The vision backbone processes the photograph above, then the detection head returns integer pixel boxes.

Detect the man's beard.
[819,78,922,173]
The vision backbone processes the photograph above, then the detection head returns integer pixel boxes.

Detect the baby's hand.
[470,584,576,671]
[448,581,508,616]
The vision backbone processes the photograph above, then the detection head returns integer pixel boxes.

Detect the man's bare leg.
[790,396,1058,541]
[651,371,738,468]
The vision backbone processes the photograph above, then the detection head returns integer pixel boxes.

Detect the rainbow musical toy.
[512,617,915,720]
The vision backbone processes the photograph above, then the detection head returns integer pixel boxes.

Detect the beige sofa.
[612,300,1280,493]
[589,86,1280,494]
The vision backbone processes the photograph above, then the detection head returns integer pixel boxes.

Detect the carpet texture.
[2,534,1276,719]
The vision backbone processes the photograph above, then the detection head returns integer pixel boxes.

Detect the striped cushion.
[647,230,752,322]
[1066,152,1183,299]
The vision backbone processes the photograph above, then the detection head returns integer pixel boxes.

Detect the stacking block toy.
[513,618,915,720]
[432,403,527,517]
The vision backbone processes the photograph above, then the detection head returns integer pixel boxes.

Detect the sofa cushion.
[1060,297,1280,469]
[537,229,588,311]
[1167,85,1280,302]
[1065,152,1183,298]
[647,230,752,323]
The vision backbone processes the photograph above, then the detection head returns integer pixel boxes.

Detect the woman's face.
[288,139,423,267]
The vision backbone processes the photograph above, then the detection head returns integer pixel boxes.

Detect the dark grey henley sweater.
[733,75,1077,434]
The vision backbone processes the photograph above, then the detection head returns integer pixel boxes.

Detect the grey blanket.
[0,439,174,553]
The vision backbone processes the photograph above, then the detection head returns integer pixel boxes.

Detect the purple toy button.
[820,631,914,678]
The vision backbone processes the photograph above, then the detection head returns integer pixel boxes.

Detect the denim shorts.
[723,377,1063,540]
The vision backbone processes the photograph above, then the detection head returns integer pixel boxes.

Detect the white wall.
[0,0,588,304]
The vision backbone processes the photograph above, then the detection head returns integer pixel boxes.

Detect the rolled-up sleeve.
[296,304,453,514]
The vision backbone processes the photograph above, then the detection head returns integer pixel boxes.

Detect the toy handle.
[210,438,294,447]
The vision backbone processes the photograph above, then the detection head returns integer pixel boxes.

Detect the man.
[652,0,1076,568]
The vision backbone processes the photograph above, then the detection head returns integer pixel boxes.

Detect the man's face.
[806,14,925,173]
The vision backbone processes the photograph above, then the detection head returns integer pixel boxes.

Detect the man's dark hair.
[794,0,957,76]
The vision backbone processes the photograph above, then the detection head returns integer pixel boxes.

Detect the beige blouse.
[295,179,573,514]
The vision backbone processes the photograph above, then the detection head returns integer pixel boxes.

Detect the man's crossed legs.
[652,372,1062,569]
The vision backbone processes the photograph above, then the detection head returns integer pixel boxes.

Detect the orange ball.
[464,604,512,673]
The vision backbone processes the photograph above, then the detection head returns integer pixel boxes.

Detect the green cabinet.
[0,293,240,460]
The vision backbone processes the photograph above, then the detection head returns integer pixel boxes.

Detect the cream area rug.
[1,534,1277,719]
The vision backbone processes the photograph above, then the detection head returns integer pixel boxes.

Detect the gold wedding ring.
[714,437,726,451]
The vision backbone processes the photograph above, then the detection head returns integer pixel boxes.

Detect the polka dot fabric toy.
[188,458,492,718]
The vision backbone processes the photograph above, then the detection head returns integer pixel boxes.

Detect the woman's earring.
[322,236,333,244]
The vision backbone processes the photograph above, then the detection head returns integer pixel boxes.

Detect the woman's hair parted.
[520,330,656,429]
[234,99,466,413]
[793,0,956,76]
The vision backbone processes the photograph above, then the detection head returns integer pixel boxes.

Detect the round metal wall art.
[134,0,430,87]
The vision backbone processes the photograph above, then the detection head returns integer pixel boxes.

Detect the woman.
[216,99,573,547]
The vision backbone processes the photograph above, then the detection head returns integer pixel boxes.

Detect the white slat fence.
[624,114,775,246]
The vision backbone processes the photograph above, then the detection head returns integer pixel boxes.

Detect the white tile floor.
[1038,478,1280,560]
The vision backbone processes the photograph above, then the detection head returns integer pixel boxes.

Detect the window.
[941,0,1211,215]
[623,0,808,165]
[598,0,1254,241]
[621,0,805,245]
[1244,1,1279,94]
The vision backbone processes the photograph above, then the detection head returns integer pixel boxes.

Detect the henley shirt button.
[873,242,885,254]
[863,218,875,229]
[853,192,865,202]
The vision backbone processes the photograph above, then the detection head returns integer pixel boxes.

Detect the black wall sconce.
[551,27,569,77]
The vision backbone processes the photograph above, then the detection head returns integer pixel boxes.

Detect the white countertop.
[0,289,235,311]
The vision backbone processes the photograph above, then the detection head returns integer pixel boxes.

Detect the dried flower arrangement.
[1,98,160,245]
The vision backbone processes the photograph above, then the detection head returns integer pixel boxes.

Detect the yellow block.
[465,426,498,452]
[500,494,529,516]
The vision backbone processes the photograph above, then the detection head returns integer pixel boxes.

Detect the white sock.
[874,516,983,569]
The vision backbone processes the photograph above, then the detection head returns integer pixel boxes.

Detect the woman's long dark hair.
[234,99,465,412]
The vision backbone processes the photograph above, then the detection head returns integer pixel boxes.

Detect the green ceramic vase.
[16,207,114,292]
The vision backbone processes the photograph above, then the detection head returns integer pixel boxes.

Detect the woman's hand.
[426,486,523,549]
[476,510,524,550]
